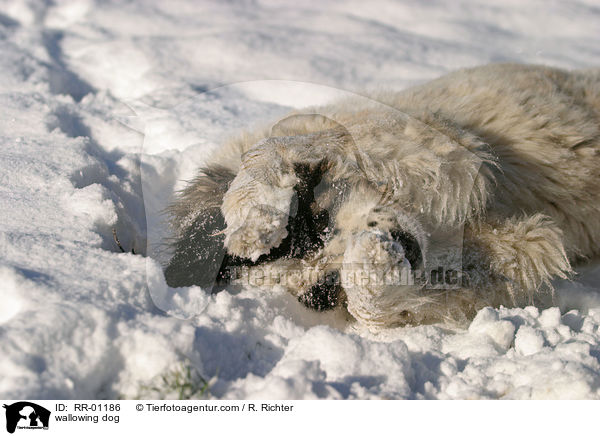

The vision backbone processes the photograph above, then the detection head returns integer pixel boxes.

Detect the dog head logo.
[3,402,50,434]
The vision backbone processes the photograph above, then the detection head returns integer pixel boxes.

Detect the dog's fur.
[165,64,600,328]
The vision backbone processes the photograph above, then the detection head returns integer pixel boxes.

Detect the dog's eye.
[390,230,423,270]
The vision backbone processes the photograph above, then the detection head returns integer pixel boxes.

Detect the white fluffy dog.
[165,64,600,328]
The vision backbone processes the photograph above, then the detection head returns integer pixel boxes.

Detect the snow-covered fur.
[165,64,600,328]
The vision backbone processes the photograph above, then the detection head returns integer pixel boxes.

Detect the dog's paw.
[476,214,572,299]
[341,230,420,328]
[223,204,290,261]
[220,153,298,261]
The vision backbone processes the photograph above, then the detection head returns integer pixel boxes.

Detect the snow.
[1,0,600,400]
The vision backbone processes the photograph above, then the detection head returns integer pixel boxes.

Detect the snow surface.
[1,0,600,399]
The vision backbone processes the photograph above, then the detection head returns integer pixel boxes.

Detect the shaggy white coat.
[167,64,600,328]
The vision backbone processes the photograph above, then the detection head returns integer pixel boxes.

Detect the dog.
[164,63,600,328]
